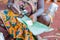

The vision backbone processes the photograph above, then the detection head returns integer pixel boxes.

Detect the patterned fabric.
[0,10,35,40]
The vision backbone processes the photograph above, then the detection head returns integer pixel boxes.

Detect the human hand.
[30,14,37,22]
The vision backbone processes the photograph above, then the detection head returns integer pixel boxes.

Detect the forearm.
[34,8,44,17]
[34,0,44,17]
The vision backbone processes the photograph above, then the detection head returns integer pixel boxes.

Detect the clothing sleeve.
[34,0,44,17]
